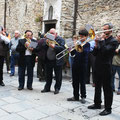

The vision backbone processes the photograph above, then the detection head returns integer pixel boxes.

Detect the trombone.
[56,38,85,60]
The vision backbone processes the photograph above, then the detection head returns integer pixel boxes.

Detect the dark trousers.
[18,56,34,88]
[4,51,10,71]
[37,56,45,80]
[44,60,62,91]
[94,65,113,111]
[72,64,87,99]
[86,52,96,84]
[0,56,4,83]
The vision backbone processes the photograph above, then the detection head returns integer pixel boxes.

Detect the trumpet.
[86,24,120,40]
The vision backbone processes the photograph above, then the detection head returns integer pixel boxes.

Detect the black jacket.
[93,36,118,73]
[16,38,36,67]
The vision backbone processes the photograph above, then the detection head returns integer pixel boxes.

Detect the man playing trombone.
[88,23,118,116]
[67,28,90,103]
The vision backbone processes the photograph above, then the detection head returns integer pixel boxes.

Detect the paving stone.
[41,115,66,120]
[0,109,9,117]
[0,113,26,120]
[35,104,66,115]
[1,96,21,103]
[18,109,47,120]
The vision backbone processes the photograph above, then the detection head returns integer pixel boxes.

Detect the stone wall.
[0,0,5,27]
[0,0,120,38]
[61,0,120,38]
[0,0,44,38]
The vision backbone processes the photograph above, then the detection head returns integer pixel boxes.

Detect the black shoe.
[54,89,59,94]
[67,97,79,101]
[18,87,23,90]
[41,89,50,93]
[27,87,33,90]
[99,109,111,116]
[0,82,5,86]
[88,104,101,109]
[10,74,14,77]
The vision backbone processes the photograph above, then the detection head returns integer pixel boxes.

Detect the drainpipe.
[4,0,7,28]
[73,0,78,36]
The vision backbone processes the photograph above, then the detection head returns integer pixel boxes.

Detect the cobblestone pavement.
[0,65,120,120]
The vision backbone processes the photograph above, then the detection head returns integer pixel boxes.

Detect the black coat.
[93,36,118,75]
[16,38,36,67]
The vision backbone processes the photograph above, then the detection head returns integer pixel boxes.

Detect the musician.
[88,23,118,116]
[16,30,36,90]
[67,28,90,104]
[0,26,10,86]
[112,32,120,94]
[41,28,65,94]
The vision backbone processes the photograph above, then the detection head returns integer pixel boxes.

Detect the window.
[48,6,53,20]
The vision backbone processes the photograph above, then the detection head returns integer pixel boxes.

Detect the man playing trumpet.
[88,23,118,116]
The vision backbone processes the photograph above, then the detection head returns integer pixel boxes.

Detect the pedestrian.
[10,30,20,76]
[67,28,90,104]
[0,26,10,86]
[88,23,118,116]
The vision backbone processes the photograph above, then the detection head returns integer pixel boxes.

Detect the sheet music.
[29,41,38,48]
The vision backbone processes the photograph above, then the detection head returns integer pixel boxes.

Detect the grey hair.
[15,30,20,34]
[103,23,113,29]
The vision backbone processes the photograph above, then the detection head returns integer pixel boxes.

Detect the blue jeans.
[112,65,120,91]
[10,53,19,75]
[69,55,74,77]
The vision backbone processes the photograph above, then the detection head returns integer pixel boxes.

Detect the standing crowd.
[0,23,120,116]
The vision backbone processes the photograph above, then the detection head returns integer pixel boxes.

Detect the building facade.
[0,0,120,38]
[43,0,120,38]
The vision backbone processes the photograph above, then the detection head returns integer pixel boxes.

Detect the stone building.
[0,0,44,37]
[43,0,120,38]
[0,0,120,38]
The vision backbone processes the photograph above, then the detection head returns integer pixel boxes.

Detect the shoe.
[0,82,5,86]
[88,104,101,109]
[54,89,59,94]
[41,89,50,93]
[99,109,111,116]
[80,98,86,104]
[27,87,33,90]
[67,97,79,101]
[18,87,23,90]
[117,91,120,95]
